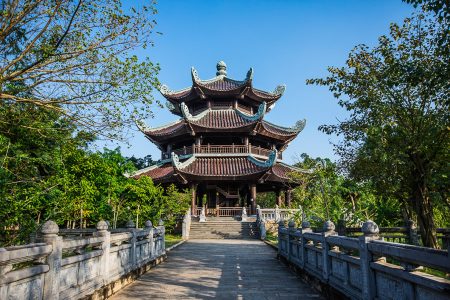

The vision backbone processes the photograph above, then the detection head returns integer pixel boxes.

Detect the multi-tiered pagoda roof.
[133,61,306,213]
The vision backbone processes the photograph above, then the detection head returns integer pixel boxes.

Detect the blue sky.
[105,0,415,164]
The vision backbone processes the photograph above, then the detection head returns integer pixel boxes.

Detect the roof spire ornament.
[216,60,227,76]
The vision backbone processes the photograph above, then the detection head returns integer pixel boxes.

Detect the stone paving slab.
[109,239,323,300]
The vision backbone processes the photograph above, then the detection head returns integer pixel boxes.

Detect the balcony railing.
[163,145,283,160]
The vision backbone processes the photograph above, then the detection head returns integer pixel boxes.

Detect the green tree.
[0,0,160,139]
[307,12,449,247]
[291,154,403,229]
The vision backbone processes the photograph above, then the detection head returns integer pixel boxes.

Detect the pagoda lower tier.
[132,150,306,215]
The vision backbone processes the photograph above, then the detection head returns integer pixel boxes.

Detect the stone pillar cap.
[125,220,135,228]
[41,220,59,235]
[323,220,335,232]
[96,220,108,231]
[362,220,379,235]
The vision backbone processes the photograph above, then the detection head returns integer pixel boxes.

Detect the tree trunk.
[412,169,438,248]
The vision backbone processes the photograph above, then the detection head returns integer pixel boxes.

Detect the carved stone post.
[41,221,62,300]
[199,206,207,222]
[406,219,419,246]
[126,220,137,268]
[300,220,312,268]
[158,219,166,255]
[275,204,280,222]
[359,220,381,300]
[94,220,110,285]
[287,220,296,261]
[241,206,248,222]
[145,220,154,259]
[182,209,190,240]
[256,205,266,240]
[322,220,337,281]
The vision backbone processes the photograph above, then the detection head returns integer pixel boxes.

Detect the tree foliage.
[290,154,403,229]
[307,11,449,247]
[0,104,188,245]
[0,0,160,139]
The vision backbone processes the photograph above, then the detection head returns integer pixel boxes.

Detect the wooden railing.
[163,144,283,160]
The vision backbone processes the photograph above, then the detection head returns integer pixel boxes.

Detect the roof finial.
[216,60,227,76]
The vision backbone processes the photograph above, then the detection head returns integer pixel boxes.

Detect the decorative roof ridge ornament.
[263,119,306,133]
[159,83,191,96]
[235,101,267,122]
[191,67,201,82]
[216,60,227,77]
[246,67,253,82]
[171,152,196,170]
[180,102,210,122]
[135,120,151,132]
[272,84,286,96]
[135,119,183,133]
[247,149,277,168]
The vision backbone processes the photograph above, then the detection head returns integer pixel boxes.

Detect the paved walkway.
[110,239,322,299]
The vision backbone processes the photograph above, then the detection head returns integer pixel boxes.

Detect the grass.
[265,231,278,248]
[165,234,183,249]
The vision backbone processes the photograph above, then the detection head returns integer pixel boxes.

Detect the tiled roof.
[190,109,256,129]
[198,78,245,91]
[261,121,301,136]
[133,164,174,180]
[180,157,266,176]
[159,86,194,100]
[251,88,282,100]
[271,163,296,179]
[143,120,187,137]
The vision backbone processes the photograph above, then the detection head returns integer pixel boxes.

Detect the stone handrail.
[258,206,301,222]
[278,220,450,299]
[337,220,449,247]
[0,220,166,300]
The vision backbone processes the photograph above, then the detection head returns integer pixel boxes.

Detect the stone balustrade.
[277,220,450,300]
[258,206,301,222]
[0,220,166,300]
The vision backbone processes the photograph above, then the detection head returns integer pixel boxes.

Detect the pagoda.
[133,61,306,215]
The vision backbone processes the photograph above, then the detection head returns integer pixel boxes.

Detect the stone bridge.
[1,214,449,300]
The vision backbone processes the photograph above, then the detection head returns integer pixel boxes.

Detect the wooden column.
[250,184,257,214]
[276,189,283,206]
[191,184,197,216]
[285,189,292,208]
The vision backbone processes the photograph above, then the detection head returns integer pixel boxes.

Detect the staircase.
[189,217,259,239]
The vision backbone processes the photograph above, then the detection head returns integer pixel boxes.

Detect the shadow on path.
[109,239,322,300]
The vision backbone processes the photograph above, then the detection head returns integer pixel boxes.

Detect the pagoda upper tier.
[159,61,286,116]
[137,61,306,152]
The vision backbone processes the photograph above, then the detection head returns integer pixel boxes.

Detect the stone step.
[188,221,259,240]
